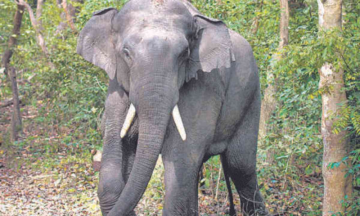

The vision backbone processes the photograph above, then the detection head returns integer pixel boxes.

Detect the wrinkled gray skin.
[77,0,266,215]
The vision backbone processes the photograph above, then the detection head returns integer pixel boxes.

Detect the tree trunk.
[259,0,289,146]
[317,0,352,215]
[278,0,289,49]
[1,5,24,142]
[1,5,24,77]
[9,67,22,142]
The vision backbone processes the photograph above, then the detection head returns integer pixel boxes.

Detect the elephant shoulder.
[228,30,254,61]
[228,29,259,92]
[228,30,258,78]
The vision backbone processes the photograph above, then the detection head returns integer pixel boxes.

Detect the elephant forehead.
[124,0,190,15]
[126,12,191,31]
[123,28,188,57]
[114,0,192,34]
[115,15,191,45]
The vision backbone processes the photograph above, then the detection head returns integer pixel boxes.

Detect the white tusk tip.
[120,103,136,139]
[180,134,186,141]
[172,105,187,142]
[120,129,126,138]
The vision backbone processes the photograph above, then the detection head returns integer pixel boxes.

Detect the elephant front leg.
[98,152,124,215]
[162,149,204,216]
[98,88,137,216]
[99,138,137,216]
[163,164,200,215]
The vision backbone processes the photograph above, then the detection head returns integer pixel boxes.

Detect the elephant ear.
[184,2,234,82]
[77,8,119,80]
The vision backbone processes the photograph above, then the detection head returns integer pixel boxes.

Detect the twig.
[27,73,37,82]
[215,165,222,201]
[61,0,77,32]
[340,48,356,75]
[31,174,54,180]
[95,77,106,93]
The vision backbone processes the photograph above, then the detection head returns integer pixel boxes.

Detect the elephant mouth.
[120,103,186,141]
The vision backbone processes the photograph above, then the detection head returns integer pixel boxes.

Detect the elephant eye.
[123,48,131,59]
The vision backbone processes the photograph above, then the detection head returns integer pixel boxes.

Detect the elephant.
[77,0,267,215]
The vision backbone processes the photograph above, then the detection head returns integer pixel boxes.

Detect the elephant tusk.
[120,104,136,138]
[172,105,186,141]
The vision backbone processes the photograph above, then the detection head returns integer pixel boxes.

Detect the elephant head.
[77,0,233,214]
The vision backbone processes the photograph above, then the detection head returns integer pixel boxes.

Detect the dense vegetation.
[0,0,359,215]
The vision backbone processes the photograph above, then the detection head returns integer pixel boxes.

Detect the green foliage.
[0,1,17,41]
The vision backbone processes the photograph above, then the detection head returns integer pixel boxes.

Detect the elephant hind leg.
[223,140,267,215]
[223,162,266,216]
[223,98,267,215]
[221,155,236,216]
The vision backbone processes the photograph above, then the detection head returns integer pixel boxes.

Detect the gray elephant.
[77,0,267,215]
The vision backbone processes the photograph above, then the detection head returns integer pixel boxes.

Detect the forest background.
[0,0,359,215]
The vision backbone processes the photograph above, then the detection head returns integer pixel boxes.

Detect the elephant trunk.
[108,83,174,216]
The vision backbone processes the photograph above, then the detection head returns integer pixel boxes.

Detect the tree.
[259,0,289,140]
[1,4,24,141]
[317,0,353,215]
[1,5,24,78]
[259,0,289,165]
[16,0,54,69]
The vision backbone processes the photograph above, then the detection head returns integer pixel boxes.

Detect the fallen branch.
[0,96,23,108]
[31,174,54,180]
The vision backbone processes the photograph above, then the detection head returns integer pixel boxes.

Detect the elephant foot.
[242,202,269,216]
[254,206,269,216]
